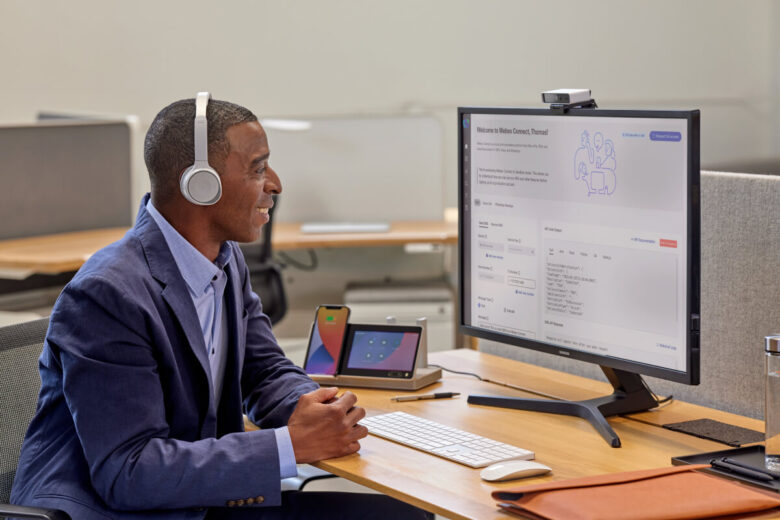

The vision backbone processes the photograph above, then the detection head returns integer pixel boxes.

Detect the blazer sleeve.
[49,274,287,510]
[235,253,319,427]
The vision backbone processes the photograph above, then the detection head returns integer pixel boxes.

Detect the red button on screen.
[660,239,677,248]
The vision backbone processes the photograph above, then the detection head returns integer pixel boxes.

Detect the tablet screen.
[341,325,421,378]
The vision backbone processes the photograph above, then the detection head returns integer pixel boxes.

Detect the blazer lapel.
[217,260,246,435]
[160,285,212,389]
[134,197,216,407]
[226,261,247,372]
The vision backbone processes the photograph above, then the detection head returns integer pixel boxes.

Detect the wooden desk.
[312,349,773,520]
[0,228,128,276]
[273,221,457,250]
[0,220,457,277]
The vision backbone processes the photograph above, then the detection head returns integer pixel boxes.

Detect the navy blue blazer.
[11,196,318,520]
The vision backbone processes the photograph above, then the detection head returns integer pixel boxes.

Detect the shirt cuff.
[275,426,298,479]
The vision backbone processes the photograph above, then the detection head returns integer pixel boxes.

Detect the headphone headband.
[193,91,211,163]
[179,91,222,206]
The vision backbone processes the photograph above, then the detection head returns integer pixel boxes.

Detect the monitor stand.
[467,366,658,447]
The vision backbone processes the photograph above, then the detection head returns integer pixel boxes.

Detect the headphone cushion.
[182,167,221,205]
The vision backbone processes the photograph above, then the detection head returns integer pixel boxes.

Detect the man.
[11,96,430,519]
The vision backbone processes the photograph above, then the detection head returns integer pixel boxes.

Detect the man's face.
[210,121,281,244]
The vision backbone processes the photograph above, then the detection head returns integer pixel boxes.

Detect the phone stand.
[309,316,442,390]
[309,367,441,390]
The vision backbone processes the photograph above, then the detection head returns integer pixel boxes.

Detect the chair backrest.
[258,195,277,265]
[242,195,288,325]
[0,317,48,503]
[250,265,288,326]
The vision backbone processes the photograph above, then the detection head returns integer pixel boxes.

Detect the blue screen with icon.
[345,330,419,371]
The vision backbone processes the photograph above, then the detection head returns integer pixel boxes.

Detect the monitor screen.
[460,107,700,385]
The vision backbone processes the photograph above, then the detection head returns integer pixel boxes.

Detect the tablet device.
[339,324,421,378]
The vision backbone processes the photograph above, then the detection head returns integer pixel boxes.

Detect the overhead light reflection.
[260,119,312,131]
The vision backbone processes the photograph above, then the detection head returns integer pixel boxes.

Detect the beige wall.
[1,0,777,208]
[1,0,777,340]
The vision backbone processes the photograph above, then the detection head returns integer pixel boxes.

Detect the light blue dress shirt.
[146,200,297,479]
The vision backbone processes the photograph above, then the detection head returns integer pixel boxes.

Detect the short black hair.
[144,98,258,202]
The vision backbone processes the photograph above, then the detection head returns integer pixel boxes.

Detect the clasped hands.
[287,387,368,463]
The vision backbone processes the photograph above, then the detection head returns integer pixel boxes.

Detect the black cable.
[298,474,339,491]
[428,363,562,400]
[276,249,319,271]
[430,363,675,406]
[427,363,484,381]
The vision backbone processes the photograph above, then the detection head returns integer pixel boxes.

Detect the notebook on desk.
[492,464,780,520]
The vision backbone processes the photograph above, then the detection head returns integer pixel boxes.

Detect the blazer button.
[256,496,265,503]
[246,497,255,505]
[237,499,245,507]
[227,500,236,507]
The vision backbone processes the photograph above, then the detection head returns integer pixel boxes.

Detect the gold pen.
[391,392,460,402]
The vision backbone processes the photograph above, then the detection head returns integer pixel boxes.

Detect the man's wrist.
[274,426,298,479]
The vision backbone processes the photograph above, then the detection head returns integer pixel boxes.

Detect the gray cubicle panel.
[690,170,780,418]
[262,115,444,223]
[481,170,780,419]
[0,121,132,240]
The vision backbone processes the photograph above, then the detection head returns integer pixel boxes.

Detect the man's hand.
[287,387,368,463]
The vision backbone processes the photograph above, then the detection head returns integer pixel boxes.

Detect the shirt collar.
[145,199,233,295]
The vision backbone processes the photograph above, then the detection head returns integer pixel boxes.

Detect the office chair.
[244,195,288,325]
[0,317,70,520]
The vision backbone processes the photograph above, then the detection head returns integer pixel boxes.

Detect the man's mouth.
[257,207,269,214]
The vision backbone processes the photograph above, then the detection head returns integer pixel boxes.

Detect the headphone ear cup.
[180,166,222,205]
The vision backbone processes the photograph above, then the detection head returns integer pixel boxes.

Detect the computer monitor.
[459,106,700,447]
[262,115,444,225]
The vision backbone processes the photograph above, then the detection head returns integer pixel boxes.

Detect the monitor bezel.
[458,106,700,385]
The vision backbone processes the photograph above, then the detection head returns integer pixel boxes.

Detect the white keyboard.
[360,411,534,468]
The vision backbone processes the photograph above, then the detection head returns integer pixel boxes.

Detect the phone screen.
[303,306,350,375]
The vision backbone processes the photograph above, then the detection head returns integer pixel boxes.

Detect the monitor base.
[467,366,658,448]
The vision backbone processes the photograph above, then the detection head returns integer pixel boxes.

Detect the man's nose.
[265,165,282,194]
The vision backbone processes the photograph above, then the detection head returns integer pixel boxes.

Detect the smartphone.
[338,324,422,379]
[302,305,350,375]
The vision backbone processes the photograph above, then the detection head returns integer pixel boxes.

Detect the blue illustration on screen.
[573,130,617,196]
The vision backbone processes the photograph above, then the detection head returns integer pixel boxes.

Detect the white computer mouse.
[480,460,552,482]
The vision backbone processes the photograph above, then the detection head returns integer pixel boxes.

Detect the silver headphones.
[180,92,222,205]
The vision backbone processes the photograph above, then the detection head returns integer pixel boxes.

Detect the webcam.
[541,89,592,105]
